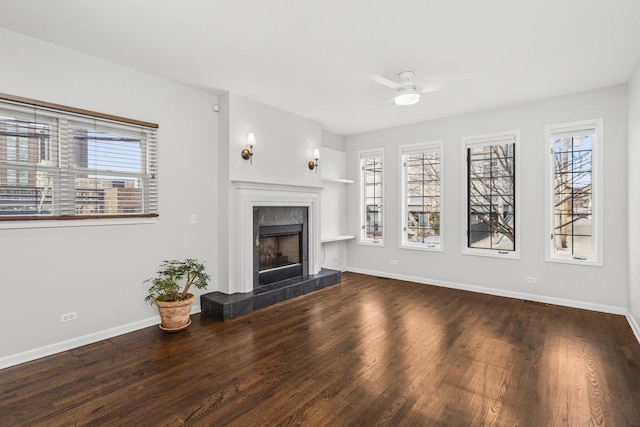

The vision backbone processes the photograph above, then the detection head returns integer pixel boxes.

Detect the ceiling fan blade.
[370,75,401,89]
[420,79,472,93]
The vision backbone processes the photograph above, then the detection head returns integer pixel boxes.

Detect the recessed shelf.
[321,178,354,184]
[321,235,355,243]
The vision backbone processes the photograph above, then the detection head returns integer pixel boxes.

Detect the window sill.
[0,216,158,230]
[545,257,602,267]
[401,244,444,253]
[462,248,520,260]
[359,240,385,247]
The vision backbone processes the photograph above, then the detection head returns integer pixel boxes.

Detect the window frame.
[462,130,521,259]
[399,141,443,252]
[0,93,158,229]
[358,148,385,246]
[544,119,603,266]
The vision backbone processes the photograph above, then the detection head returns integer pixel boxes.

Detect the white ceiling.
[1,0,639,136]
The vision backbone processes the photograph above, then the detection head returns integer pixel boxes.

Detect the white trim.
[359,240,385,247]
[232,180,322,294]
[231,180,322,193]
[461,130,521,259]
[0,216,157,230]
[544,118,603,266]
[346,266,627,315]
[322,178,354,184]
[399,141,444,252]
[400,140,442,155]
[321,234,355,243]
[358,148,385,247]
[627,312,640,345]
[3,294,639,370]
[0,304,201,370]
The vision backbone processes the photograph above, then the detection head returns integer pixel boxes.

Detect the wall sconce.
[241,132,257,164]
[308,148,320,173]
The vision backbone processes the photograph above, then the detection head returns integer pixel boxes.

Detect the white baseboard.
[627,312,640,344]
[3,281,639,371]
[345,267,640,346]
[0,304,201,370]
[345,267,627,315]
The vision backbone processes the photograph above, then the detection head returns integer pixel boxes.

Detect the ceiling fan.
[370,71,471,106]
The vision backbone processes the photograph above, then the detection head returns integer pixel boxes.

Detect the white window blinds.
[0,94,158,220]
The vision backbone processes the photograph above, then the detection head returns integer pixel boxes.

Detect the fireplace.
[253,206,308,288]
[200,181,342,320]
[225,180,322,295]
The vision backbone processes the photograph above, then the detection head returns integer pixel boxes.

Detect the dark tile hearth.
[201,268,341,320]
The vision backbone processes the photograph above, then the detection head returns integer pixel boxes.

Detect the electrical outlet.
[526,276,538,283]
[391,260,398,265]
[60,312,77,322]
[190,214,197,225]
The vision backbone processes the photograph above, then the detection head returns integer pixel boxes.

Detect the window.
[463,130,520,258]
[359,149,384,245]
[401,141,442,250]
[545,119,602,265]
[0,95,158,222]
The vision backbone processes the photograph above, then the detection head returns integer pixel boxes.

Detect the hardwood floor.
[2,272,640,426]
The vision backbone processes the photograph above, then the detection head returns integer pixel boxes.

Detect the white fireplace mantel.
[230,180,323,294]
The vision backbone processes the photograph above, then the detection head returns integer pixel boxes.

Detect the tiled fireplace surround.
[201,181,341,320]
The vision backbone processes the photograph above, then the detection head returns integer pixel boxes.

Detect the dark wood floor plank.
[1,272,640,426]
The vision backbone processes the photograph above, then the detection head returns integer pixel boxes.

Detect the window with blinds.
[359,148,384,245]
[400,141,442,250]
[463,130,520,259]
[545,119,602,266]
[0,94,158,221]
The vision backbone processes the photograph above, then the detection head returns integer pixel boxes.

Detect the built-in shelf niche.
[319,147,352,271]
[322,177,354,184]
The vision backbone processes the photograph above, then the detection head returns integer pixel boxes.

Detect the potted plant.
[145,259,210,332]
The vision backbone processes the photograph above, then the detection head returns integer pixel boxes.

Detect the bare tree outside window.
[360,152,383,243]
[552,135,593,258]
[545,119,601,265]
[404,149,441,248]
[467,143,515,251]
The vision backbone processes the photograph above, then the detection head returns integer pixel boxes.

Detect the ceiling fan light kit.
[394,71,419,106]
[394,87,420,106]
[372,70,469,107]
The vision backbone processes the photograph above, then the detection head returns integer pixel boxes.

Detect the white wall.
[345,85,629,312]
[628,59,640,334]
[218,94,324,293]
[322,129,346,152]
[227,93,322,187]
[0,29,218,363]
[2,28,633,367]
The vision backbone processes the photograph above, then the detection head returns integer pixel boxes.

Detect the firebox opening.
[253,206,309,289]
[257,223,306,286]
[259,233,300,271]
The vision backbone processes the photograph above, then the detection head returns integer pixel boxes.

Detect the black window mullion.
[467,141,515,252]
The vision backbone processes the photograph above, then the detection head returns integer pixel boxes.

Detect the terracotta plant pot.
[155,293,194,332]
